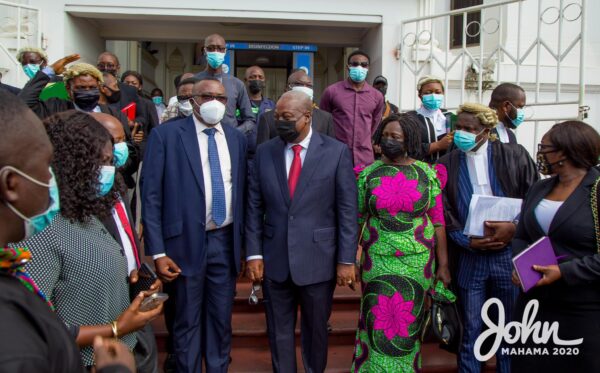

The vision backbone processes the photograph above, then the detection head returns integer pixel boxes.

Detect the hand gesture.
[470,237,506,251]
[435,264,451,288]
[131,122,144,144]
[154,256,181,282]
[246,259,264,282]
[50,54,80,75]
[116,292,163,336]
[533,264,562,287]
[336,263,356,289]
[484,221,516,244]
[94,336,136,373]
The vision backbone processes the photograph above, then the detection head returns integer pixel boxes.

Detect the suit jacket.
[245,132,358,286]
[141,115,247,275]
[101,194,142,261]
[256,108,336,146]
[0,82,20,95]
[110,82,148,127]
[513,167,600,301]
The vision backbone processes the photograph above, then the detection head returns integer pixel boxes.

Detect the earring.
[558,161,564,166]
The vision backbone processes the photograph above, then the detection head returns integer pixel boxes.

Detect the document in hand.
[463,195,522,237]
[512,236,557,292]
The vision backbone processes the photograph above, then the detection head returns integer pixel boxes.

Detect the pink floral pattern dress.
[352,160,455,373]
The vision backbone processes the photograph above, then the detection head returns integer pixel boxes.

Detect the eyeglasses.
[97,63,117,70]
[349,61,369,68]
[289,81,313,89]
[193,94,228,104]
[248,283,262,305]
[205,45,226,53]
[177,95,192,103]
[537,143,556,152]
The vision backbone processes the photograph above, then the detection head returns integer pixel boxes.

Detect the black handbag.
[422,294,463,354]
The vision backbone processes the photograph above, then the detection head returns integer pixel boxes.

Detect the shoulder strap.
[592,176,600,253]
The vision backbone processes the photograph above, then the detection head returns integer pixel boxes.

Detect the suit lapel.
[102,214,123,248]
[290,132,324,207]
[549,169,599,235]
[178,116,205,195]
[270,139,291,207]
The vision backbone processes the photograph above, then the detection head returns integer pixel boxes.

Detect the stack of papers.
[463,195,523,237]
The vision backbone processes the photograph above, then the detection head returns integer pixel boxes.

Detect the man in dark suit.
[141,78,247,373]
[256,69,335,146]
[245,91,358,373]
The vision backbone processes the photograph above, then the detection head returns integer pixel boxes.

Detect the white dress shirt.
[495,122,510,143]
[153,116,233,260]
[112,199,137,275]
[417,106,447,138]
[246,128,313,262]
[192,115,233,230]
[466,140,493,196]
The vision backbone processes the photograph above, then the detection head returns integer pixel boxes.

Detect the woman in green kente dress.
[352,113,455,372]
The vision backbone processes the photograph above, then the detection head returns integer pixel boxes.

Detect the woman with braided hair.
[352,113,455,372]
[438,102,539,372]
[511,121,600,372]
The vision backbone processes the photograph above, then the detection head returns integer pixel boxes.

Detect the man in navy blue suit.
[245,91,358,373]
[141,78,247,373]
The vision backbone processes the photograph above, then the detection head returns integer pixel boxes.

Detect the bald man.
[195,34,255,146]
[141,78,247,373]
[243,65,275,118]
[256,70,335,146]
[246,91,358,373]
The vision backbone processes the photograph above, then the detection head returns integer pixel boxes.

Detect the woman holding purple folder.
[511,121,600,372]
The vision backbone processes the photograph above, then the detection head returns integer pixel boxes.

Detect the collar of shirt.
[343,78,370,93]
[192,114,224,136]
[417,106,446,132]
[286,126,313,151]
[466,139,489,157]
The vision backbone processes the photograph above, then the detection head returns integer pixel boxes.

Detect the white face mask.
[291,86,314,101]
[197,99,226,125]
[179,101,193,117]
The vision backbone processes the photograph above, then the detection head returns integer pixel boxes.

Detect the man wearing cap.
[372,75,398,119]
[411,75,454,163]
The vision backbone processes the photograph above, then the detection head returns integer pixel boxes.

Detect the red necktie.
[288,145,303,198]
[114,201,141,268]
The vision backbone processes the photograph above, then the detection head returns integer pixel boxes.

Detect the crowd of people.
[1,31,600,373]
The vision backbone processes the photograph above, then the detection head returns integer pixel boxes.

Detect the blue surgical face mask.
[98,165,115,197]
[349,66,368,83]
[508,102,525,128]
[2,166,60,239]
[206,52,226,69]
[422,94,444,110]
[453,129,486,153]
[152,96,163,105]
[22,63,41,79]
[113,142,129,168]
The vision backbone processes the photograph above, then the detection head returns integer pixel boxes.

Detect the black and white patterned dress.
[10,214,136,366]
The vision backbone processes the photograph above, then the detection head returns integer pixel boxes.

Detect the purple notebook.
[512,236,557,292]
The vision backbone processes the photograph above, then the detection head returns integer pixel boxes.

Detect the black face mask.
[276,118,304,143]
[248,80,264,94]
[377,86,387,97]
[536,152,566,175]
[73,88,100,111]
[104,87,121,104]
[380,138,406,159]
